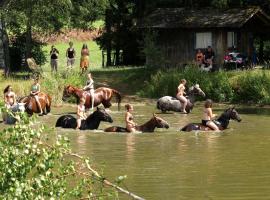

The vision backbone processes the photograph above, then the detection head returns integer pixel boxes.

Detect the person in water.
[76,98,87,129]
[30,78,43,115]
[202,99,220,131]
[176,79,188,113]
[125,104,136,133]
[3,85,16,122]
[83,73,95,110]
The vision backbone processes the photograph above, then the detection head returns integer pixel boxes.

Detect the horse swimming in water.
[157,84,205,113]
[104,114,169,133]
[18,92,52,115]
[180,107,241,132]
[62,85,121,110]
[55,107,113,130]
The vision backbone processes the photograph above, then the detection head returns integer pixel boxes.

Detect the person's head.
[180,79,187,85]
[207,46,212,52]
[197,49,201,53]
[82,43,88,49]
[33,78,39,84]
[4,85,12,93]
[125,104,133,112]
[204,99,213,108]
[87,73,92,79]
[80,98,86,105]
[69,41,73,47]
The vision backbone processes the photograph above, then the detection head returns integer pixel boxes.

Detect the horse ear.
[153,113,157,117]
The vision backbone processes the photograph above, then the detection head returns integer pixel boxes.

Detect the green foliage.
[140,66,233,102]
[142,31,165,68]
[232,71,270,104]
[0,110,122,199]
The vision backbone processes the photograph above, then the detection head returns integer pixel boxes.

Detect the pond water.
[21,103,270,199]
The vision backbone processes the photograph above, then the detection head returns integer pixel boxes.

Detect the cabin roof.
[143,7,270,28]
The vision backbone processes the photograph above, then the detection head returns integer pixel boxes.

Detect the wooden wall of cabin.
[212,30,227,66]
[158,29,195,67]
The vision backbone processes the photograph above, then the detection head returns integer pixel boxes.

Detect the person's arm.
[125,113,135,126]
[4,93,8,104]
[208,108,216,119]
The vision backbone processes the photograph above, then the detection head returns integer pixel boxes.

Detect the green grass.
[43,40,103,73]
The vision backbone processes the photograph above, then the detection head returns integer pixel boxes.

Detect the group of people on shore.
[50,41,90,73]
[196,46,215,72]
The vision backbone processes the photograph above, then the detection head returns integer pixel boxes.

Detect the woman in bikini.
[3,85,16,122]
[125,104,136,133]
[202,99,220,131]
[176,79,188,113]
[83,73,95,110]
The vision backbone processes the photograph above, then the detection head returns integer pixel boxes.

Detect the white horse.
[156,84,205,113]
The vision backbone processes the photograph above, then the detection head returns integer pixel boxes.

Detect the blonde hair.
[180,79,186,84]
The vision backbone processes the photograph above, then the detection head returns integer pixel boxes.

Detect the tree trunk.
[259,36,264,63]
[1,16,10,76]
[25,8,33,60]
[105,9,112,66]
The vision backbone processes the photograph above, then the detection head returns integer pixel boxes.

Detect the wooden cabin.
[143,7,270,67]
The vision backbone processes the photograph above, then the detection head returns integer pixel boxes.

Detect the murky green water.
[28,103,270,199]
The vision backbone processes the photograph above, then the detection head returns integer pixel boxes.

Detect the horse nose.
[237,118,242,122]
[109,118,113,123]
[165,124,169,129]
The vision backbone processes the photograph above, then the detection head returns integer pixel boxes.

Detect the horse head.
[188,84,206,97]
[225,106,242,122]
[62,85,74,101]
[153,114,169,129]
[91,107,113,123]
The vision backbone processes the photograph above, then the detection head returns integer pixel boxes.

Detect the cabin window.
[227,32,237,48]
[195,32,212,49]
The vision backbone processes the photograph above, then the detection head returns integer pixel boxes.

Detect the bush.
[140,66,233,102]
[232,71,270,104]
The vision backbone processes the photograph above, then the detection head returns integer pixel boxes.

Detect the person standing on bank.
[80,44,89,74]
[83,73,95,111]
[66,41,76,70]
[50,45,59,73]
[3,85,17,123]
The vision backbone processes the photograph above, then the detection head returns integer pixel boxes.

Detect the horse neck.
[85,112,101,129]
[73,88,83,99]
[137,118,156,132]
[217,113,230,129]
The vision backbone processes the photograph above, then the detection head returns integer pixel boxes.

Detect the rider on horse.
[30,78,43,115]
[83,73,95,110]
[176,79,188,113]
[202,99,220,131]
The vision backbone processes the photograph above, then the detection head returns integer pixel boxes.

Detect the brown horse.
[18,92,52,115]
[104,114,169,133]
[62,85,121,110]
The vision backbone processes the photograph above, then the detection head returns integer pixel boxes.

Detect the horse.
[104,114,169,133]
[18,92,52,115]
[62,85,121,111]
[157,84,206,113]
[55,107,113,130]
[180,107,242,132]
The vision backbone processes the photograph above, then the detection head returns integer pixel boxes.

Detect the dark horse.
[157,84,206,113]
[62,85,121,110]
[18,92,52,115]
[181,107,242,132]
[104,114,169,133]
[55,107,113,130]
